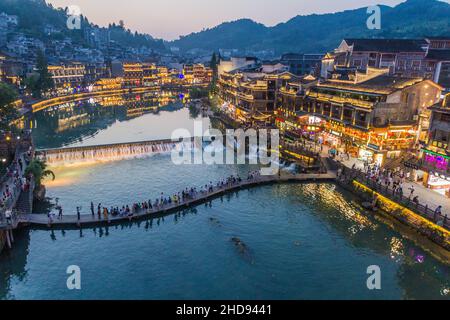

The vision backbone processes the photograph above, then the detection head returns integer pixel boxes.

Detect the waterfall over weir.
[36,138,198,166]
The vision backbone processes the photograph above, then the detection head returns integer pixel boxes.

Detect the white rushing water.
[39,140,198,166]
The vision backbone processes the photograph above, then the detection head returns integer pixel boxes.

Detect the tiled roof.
[344,38,427,53]
[319,75,424,95]
[426,49,450,61]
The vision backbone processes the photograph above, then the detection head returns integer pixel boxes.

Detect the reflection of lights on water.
[415,255,425,263]
[302,184,374,229]
[408,248,425,263]
[389,237,404,260]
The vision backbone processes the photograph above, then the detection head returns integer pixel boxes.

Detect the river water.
[0,96,448,299]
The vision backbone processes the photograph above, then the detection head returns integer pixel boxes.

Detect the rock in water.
[231,237,253,263]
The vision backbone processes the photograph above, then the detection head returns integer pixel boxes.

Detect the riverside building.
[420,93,450,197]
[301,67,442,165]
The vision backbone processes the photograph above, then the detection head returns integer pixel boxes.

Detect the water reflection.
[29,91,202,149]
[1,184,448,299]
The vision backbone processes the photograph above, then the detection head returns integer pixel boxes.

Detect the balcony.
[308,92,374,109]
[237,92,254,101]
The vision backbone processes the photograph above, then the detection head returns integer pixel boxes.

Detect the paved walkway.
[290,137,450,217]
[19,172,336,228]
[338,156,450,217]
[0,151,30,228]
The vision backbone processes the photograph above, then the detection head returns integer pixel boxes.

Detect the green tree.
[209,52,219,79]
[209,52,220,95]
[35,50,54,95]
[24,73,41,98]
[25,159,55,187]
[0,82,19,128]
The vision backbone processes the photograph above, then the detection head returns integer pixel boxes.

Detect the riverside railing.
[339,166,449,230]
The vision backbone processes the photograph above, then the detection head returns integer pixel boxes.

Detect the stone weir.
[35,138,197,166]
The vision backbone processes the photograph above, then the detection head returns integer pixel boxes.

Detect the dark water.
[0,97,448,300]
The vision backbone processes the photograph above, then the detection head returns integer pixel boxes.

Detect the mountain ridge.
[171,0,450,54]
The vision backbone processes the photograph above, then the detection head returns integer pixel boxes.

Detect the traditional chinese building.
[182,63,212,85]
[302,68,442,164]
[48,62,86,90]
[122,62,144,87]
[420,93,450,197]
[321,38,450,90]
[274,75,319,140]
[217,61,295,124]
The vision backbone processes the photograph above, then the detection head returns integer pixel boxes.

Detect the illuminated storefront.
[421,149,450,197]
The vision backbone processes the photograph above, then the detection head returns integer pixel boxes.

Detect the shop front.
[421,149,450,197]
[425,172,450,197]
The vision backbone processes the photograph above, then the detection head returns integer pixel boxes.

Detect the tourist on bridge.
[47,211,53,226]
[90,202,95,216]
[58,206,63,220]
[76,207,81,222]
[103,207,109,222]
[97,203,101,220]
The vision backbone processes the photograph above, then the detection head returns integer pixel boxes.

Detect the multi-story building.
[182,63,212,85]
[157,66,171,85]
[321,38,450,90]
[0,52,24,85]
[426,37,450,91]
[0,53,6,81]
[217,57,258,76]
[84,63,110,85]
[274,75,319,139]
[301,68,442,164]
[48,63,86,89]
[280,53,324,76]
[92,78,123,91]
[142,64,158,86]
[218,61,297,124]
[420,93,450,197]
[123,62,175,87]
[122,63,144,87]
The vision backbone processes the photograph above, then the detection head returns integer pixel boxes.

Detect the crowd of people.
[0,145,33,223]
[337,161,446,221]
[51,171,263,224]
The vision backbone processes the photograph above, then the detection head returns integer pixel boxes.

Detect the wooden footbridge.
[18,172,336,229]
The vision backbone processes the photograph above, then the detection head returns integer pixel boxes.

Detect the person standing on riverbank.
[91,202,94,216]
